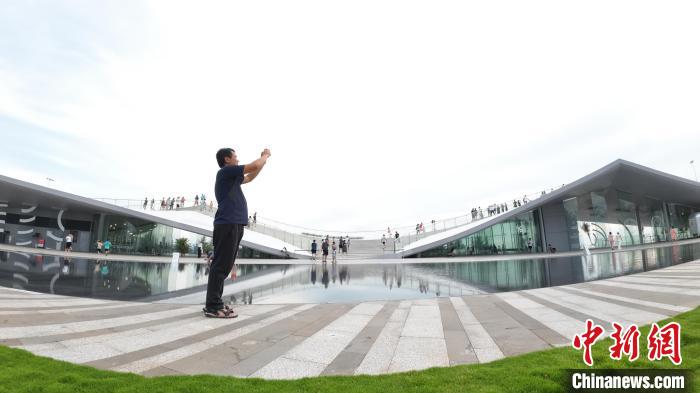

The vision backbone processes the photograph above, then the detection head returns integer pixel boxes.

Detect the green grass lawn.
[1,307,697,393]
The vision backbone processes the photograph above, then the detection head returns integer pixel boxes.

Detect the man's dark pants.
[205,223,244,311]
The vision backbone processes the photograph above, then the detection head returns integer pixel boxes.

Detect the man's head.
[216,148,239,168]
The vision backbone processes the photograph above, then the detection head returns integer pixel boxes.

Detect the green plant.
[175,238,190,255]
[202,241,213,254]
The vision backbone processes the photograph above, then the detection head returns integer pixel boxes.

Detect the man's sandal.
[202,307,237,319]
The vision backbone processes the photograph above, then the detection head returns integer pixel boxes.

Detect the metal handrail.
[92,183,567,253]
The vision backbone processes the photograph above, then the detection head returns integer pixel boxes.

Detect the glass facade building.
[413,211,543,257]
[411,181,700,258]
[0,192,279,259]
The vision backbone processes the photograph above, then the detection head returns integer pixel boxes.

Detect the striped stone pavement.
[1,260,699,379]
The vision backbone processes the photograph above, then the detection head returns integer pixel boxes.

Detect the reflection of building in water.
[0,251,277,300]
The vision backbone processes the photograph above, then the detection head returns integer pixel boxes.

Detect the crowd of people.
[310,236,351,262]
[142,194,215,212]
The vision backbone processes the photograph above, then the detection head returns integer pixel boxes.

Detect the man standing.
[311,239,317,261]
[203,147,271,319]
[321,239,329,263]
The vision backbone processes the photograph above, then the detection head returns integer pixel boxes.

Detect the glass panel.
[416,210,543,257]
[616,190,641,246]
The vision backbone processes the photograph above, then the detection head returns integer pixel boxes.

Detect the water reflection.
[1,241,699,303]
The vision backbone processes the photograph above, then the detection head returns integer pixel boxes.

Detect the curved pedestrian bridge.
[1,249,699,378]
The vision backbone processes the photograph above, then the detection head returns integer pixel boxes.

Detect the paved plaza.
[1,260,699,379]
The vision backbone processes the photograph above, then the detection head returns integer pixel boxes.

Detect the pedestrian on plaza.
[195,195,199,206]
[394,231,400,243]
[150,198,155,210]
[608,232,615,249]
[345,236,350,251]
[331,241,337,263]
[181,196,185,207]
[381,234,387,250]
[103,239,112,254]
[65,232,73,252]
[203,147,271,319]
[322,239,329,262]
[161,198,166,210]
[527,238,533,253]
[311,239,317,260]
[615,232,623,250]
[96,240,103,254]
[143,197,148,210]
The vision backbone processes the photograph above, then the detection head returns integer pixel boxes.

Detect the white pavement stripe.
[400,303,444,339]
[0,306,200,339]
[19,217,36,223]
[388,300,448,372]
[0,302,146,316]
[610,276,700,288]
[22,305,285,364]
[590,280,700,297]
[15,241,32,246]
[529,288,667,326]
[0,298,111,308]
[496,292,581,343]
[355,302,411,375]
[20,317,202,363]
[17,229,34,235]
[252,302,385,379]
[563,286,691,313]
[113,304,315,374]
[449,297,504,363]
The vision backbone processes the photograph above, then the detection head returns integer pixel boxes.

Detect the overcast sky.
[1,0,699,232]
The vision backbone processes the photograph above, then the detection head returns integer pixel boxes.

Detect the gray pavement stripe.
[449,297,504,363]
[608,276,700,289]
[354,301,411,375]
[516,291,611,329]
[0,304,184,327]
[19,305,286,364]
[383,299,449,373]
[219,303,354,377]
[590,280,700,297]
[491,293,571,347]
[0,306,200,339]
[437,297,479,365]
[252,302,385,379]
[112,304,316,374]
[321,302,397,376]
[0,298,112,309]
[0,302,146,316]
[462,295,551,357]
[529,288,664,326]
[559,286,690,314]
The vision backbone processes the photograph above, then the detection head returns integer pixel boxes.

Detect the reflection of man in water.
[322,264,329,288]
[310,265,317,285]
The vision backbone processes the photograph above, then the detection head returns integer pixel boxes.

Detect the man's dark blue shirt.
[214,165,248,225]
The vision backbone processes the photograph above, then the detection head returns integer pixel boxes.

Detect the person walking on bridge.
[203,147,271,319]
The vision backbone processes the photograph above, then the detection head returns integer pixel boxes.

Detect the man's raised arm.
[242,148,271,184]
